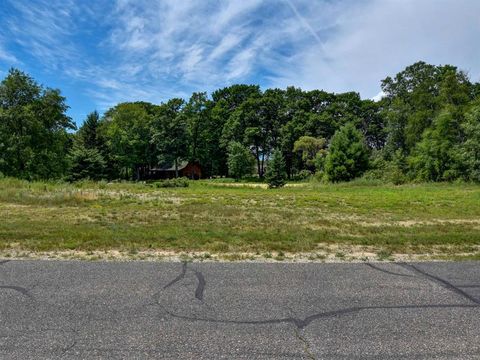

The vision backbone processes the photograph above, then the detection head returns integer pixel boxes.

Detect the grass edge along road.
[1,178,479,261]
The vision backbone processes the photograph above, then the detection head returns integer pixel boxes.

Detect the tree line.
[1,61,479,183]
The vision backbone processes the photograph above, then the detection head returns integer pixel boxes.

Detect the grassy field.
[0,177,479,261]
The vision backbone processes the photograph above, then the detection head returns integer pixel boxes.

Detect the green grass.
[0,177,479,257]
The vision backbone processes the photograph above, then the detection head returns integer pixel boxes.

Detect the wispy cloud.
[1,0,479,120]
[5,0,80,69]
[283,0,325,48]
[271,0,480,96]
[0,45,18,64]
[82,0,304,106]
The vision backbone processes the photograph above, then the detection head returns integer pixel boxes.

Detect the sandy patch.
[1,244,478,263]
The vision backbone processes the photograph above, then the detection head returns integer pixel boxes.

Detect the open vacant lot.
[0,178,479,261]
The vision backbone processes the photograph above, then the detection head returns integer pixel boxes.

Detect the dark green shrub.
[152,177,189,188]
[292,169,312,181]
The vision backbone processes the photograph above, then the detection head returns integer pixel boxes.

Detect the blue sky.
[1,0,479,126]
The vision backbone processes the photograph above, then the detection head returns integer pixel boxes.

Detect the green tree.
[278,87,311,177]
[0,68,74,179]
[227,141,254,180]
[265,149,287,188]
[381,62,472,156]
[151,99,189,178]
[211,85,262,176]
[325,123,369,182]
[67,111,109,181]
[67,144,106,181]
[77,111,101,149]
[293,136,326,170]
[103,102,156,180]
[184,92,218,177]
[459,105,480,181]
[223,92,282,177]
[358,99,386,150]
[408,108,463,181]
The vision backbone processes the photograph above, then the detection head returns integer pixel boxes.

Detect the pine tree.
[67,144,106,181]
[78,111,100,149]
[265,149,287,188]
[325,123,369,182]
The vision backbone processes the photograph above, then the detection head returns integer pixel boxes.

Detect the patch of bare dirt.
[1,244,478,263]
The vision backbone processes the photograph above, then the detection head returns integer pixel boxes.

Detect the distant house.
[147,161,202,180]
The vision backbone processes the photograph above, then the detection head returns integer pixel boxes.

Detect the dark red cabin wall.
[181,163,202,179]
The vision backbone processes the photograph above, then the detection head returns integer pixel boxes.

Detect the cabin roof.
[151,161,192,172]
[161,161,190,171]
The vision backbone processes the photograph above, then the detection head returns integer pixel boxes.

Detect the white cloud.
[88,0,276,99]
[372,91,386,102]
[3,0,480,114]
[283,0,325,48]
[208,33,244,62]
[275,0,480,97]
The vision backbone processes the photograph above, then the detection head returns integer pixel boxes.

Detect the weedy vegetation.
[1,178,479,260]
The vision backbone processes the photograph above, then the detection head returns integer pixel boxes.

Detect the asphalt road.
[0,260,479,359]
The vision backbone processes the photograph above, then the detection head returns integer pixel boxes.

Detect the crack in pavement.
[160,262,206,301]
[191,269,206,301]
[286,305,315,359]
[0,261,37,301]
[163,262,187,290]
[0,285,34,300]
[165,303,479,330]
[159,263,479,332]
[399,263,480,304]
[60,337,78,358]
[2,262,479,358]
[293,327,316,360]
[365,263,413,278]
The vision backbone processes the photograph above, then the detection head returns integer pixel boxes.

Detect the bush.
[152,177,189,188]
[362,168,407,185]
[362,150,407,185]
[314,150,327,172]
[291,169,312,181]
[313,171,327,182]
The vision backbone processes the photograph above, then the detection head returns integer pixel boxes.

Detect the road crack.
[294,327,316,360]
[158,262,206,302]
[0,285,34,300]
[166,303,479,329]
[365,263,413,278]
[163,262,187,290]
[191,269,205,301]
[399,263,480,304]
[60,337,77,358]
